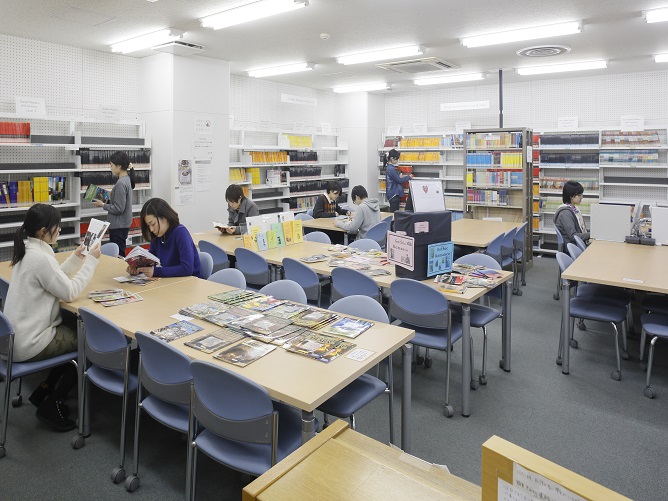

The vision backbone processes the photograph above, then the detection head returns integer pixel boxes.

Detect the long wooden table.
[451,219,521,248]
[301,217,354,244]
[559,240,668,374]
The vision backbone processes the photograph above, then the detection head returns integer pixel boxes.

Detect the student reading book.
[313,181,350,218]
[83,183,110,203]
[223,184,259,235]
[81,218,110,256]
[334,185,381,239]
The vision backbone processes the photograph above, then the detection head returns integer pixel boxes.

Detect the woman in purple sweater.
[128,198,201,278]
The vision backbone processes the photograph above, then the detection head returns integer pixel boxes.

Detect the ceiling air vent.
[153,41,204,56]
[377,57,459,74]
[516,45,571,58]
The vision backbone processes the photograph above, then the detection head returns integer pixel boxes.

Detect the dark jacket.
[313,193,348,218]
[227,197,260,234]
[554,204,590,246]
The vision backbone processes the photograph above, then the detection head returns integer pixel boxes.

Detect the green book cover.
[271,223,285,247]
[266,230,277,249]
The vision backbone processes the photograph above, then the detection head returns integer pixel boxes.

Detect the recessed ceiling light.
[654,54,668,63]
[248,62,314,78]
[461,21,581,48]
[110,28,184,54]
[645,8,668,23]
[517,60,607,76]
[332,83,390,93]
[201,0,308,30]
[414,73,485,86]
[336,46,423,65]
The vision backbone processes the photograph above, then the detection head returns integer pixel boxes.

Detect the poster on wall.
[195,160,212,192]
[175,159,194,205]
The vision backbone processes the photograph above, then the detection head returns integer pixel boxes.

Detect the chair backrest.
[306,209,314,217]
[135,331,192,405]
[295,213,314,221]
[78,307,129,370]
[382,215,393,226]
[366,221,388,247]
[555,251,574,274]
[282,258,319,288]
[331,267,381,301]
[566,242,582,260]
[235,248,270,285]
[485,232,505,264]
[208,268,247,289]
[100,242,119,257]
[573,234,587,252]
[198,240,230,270]
[0,309,15,361]
[329,295,389,323]
[513,222,528,248]
[455,252,501,270]
[198,251,214,279]
[389,278,449,329]
[554,225,564,252]
[304,231,331,244]
[348,238,381,251]
[0,276,9,312]
[259,280,308,304]
[501,228,517,255]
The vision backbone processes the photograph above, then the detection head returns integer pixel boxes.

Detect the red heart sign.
[422,185,428,193]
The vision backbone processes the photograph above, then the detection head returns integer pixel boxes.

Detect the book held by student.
[125,246,161,268]
[83,183,110,203]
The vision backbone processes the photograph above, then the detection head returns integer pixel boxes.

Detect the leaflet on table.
[81,218,110,256]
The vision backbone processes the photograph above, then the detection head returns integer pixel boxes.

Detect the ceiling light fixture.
[201,0,308,30]
[336,46,424,65]
[654,54,668,63]
[414,73,485,86]
[461,21,581,48]
[332,83,390,93]
[248,62,314,78]
[517,60,607,76]
[110,28,183,54]
[645,8,668,23]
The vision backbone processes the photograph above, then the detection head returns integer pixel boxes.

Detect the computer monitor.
[590,203,632,242]
[409,179,445,213]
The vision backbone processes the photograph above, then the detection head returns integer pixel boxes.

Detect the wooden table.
[451,219,521,248]
[302,217,353,244]
[243,420,481,501]
[559,240,668,374]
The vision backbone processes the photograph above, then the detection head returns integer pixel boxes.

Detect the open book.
[84,183,110,203]
[213,221,231,231]
[82,218,110,256]
[125,246,161,268]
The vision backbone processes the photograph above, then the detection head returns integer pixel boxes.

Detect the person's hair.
[225,184,245,203]
[326,181,342,195]
[11,204,61,265]
[383,148,400,168]
[109,150,136,189]
[140,198,180,241]
[562,181,584,204]
[351,185,368,201]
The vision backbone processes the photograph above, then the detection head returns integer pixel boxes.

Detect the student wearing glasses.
[313,181,350,218]
[554,180,590,246]
[223,184,259,235]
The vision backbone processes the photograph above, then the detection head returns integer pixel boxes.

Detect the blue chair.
[365,221,389,249]
[330,267,381,303]
[125,332,193,492]
[382,215,393,227]
[566,242,582,260]
[235,248,271,289]
[304,231,331,244]
[0,276,9,312]
[187,361,304,499]
[72,308,138,484]
[197,251,214,280]
[295,213,314,221]
[639,313,668,398]
[198,240,230,273]
[0,311,77,458]
[319,296,394,442]
[555,253,628,380]
[208,269,246,289]
[573,234,587,252]
[282,258,323,306]
[260,280,307,304]
[101,242,120,257]
[640,294,668,316]
[389,279,463,417]
[483,232,505,268]
[306,209,314,217]
[554,226,565,300]
[349,238,381,251]
[512,222,528,293]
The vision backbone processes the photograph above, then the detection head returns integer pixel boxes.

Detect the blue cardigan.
[148,224,201,278]
[385,164,411,201]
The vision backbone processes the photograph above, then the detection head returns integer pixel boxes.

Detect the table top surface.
[301,217,349,232]
[243,420,481,501]
[561,239,668,293]
[451,219,521,248]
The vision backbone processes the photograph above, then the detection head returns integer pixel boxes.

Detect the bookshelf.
[229,127,349,214]
[377,131,464,216]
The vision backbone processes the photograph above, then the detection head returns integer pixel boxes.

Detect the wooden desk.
[302,217,353,244]
[559,240,668,374]
[451,219,520,248]
[243,420,481,501]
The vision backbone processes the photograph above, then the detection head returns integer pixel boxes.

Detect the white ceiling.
[3,0,668,93]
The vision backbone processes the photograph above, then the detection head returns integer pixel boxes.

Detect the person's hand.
[346,211,351,216]
[409,173,414,179]
[91,199,104,208]
[225,227,236,234]
[137,267,155,278]
[73,244,86,259]
[127,265,139,276]
[87,242,102,259]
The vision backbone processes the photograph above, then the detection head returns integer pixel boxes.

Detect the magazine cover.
[203,307,255,328]
[283,332,355,363]
[208,290,263,305]
[150,320,203,342]
[184,329,245,354]
[320,317,374,339]
[81,218,110,256]
[83,183,109,203]
[299,254,328,263]
[179,302,229,319]
[251,324,305,344]
[125,246,161,268]
[239,296,286,312]
[291,310,337,328]
[100,293,143,307]
[265,302,309,319]
[214,339,276,367]
[239,315,293,336]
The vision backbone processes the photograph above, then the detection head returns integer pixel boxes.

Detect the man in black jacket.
[313,181,350,218]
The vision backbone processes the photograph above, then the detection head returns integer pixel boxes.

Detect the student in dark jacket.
[313,181,350,218]
[554,180,590,246]
[224,184,259,235]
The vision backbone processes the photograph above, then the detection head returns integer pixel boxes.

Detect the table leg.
[301,410,316,445]
[461,305,471,417]
[500,280,512,372]
[76,316,90,437]
[343,233,349,245]
[401,343,412,454]
[560,280,571,375]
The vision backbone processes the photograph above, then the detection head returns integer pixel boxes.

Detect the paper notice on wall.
[98,105,120,123]
[195,117,213,135]
[175,159,194,205]
[455,121,471,134]
[386,126,401,135]
[557,116,578,130]
[195,160,212,192]
[175,185,194,206]
[193,137,213,160]
[387,231,415,271]
[620,115,644,132]
[15,96,46,118]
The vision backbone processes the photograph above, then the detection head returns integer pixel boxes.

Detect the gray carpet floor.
[2,255,667,500]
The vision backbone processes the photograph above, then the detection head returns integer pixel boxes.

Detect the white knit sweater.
[5,238,98,362]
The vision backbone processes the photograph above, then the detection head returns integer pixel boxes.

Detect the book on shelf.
[184,329,246,354]
[150,320,204,342]
[283,332,356,364]
[214,339,276,367]
[81,218,110,256]
[125,246,161,268]
[83,183,110,203]
[319,317,374,339]
[0,121,30,143]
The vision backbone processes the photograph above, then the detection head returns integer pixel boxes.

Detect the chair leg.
[554,268,561,300]
[323,412,330,429]
[71,372,88,450]
[444,326,453,417]
[481,326,488,385]
[621,320,629,360]
[610,323,622,381]
[469,336,477,390]
[189,446,198,501]
[644,337,658,398]
[1,373,11,455]
[13,377,22,404]
[639,328,647,367]
[387,356,394,446]
[350,414,356,430]
[126,377,143,491]
[112,380,130,484]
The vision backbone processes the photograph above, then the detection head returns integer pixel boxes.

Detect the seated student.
[129,198,201,278]
[5,204,101,432]
[335,185,381,239]
[313,181,350,218]
[223,184,259,235]
[554,180,590,246]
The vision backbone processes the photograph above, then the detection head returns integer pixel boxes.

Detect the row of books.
[249,151,288,164]
[242,219,303,251]
[539,177,598,190]
[80,170,150,188]
[467,170,523,187]
[288,195,318,210]
[0,121,30,143]
[79,149,151,169]
[399,152,441,163]
[466,152,524,167]
[536,196,593,214]
[466,189,510,206]
[601,130,661,146]
[284,134,313,148]
[285,150,319,163]
[599,150,660,164]
[540,152,599,165]
[467,132,523,149]
[285,165,323,179]
[290,178,348,195]
[383,134,464,148]
[537,133,599,147]
[246,167,262,185]
[229,167,247,182]
[0,177,66,205]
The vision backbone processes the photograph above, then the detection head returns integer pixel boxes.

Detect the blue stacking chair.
[198,240,230,273]
[573,234,587,252]
[511,222,528,294]
[0,311,77,458]
[208,269,246,289]
[72,308,138,484]
[304,231,331,244]
[282,258,323,307]
[197,251,214,280]
[125,332,193,492]
[365,221,389,250]
[389,279,463,417]
[349,238,381,251]
[640,294,668,316]
[235,248,271,289]
[0,276,8,311]
[639,313,668,398]
[187,361,304,500]
[306,209,314,217]
[553,226,565,300]
[330,267,381,303]
[295,213,314,221]
[483,232,505,267]
[260,280,308,304]
[100,242,120,257]
[318,296,394,442]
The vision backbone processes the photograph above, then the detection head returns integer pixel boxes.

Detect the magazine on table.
[125,246,161,269]
[283,332,356,364]
[100,292,143,307]
[150,320,203,342]
[236,315,293,336]
[208,290,263,305]
[238,296,286,312]
[179,302,229,319]
[319,317,374,339]
[81,218,110,256]
[291,310,339,329]
[251,325,306,344]
[214,339,276,367]
[299,254,328,263]
[88,288,124,301]
[265,302,310,319]
[184,329,245,354]
[203,307,256,328]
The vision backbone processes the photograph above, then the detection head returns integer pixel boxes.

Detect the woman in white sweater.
[4,204,101,431]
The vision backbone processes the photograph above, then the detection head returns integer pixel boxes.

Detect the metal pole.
[498,69,503,128]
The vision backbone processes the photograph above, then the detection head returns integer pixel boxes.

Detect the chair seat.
[640,313,668,338]
[452,304,501,328]
[401,321,463,351]
[569,298,627,323]
[640,294,668,315]
[142,395,190,434]
[0,351,76,380]
[88,365,139,396]
[577,284,632,305]
[317,373,387,417]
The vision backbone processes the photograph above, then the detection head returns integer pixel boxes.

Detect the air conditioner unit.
[153,41,204,56]
[377,57,459,74]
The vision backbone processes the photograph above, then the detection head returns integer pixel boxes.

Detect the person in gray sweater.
[224,184,260,235]
[554,180,590,246]
[335,185,381,239]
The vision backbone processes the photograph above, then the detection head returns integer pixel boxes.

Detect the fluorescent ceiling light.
[201,0,308,30]
[332,83,390,93]
[461,21,580,48]
[336,46,423,65]
[645,8,668,23]
[414,73,485,86]
[655,54,668,63]
[248,62,314,78]
[110,28,183,54]
[517,60,607,76]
